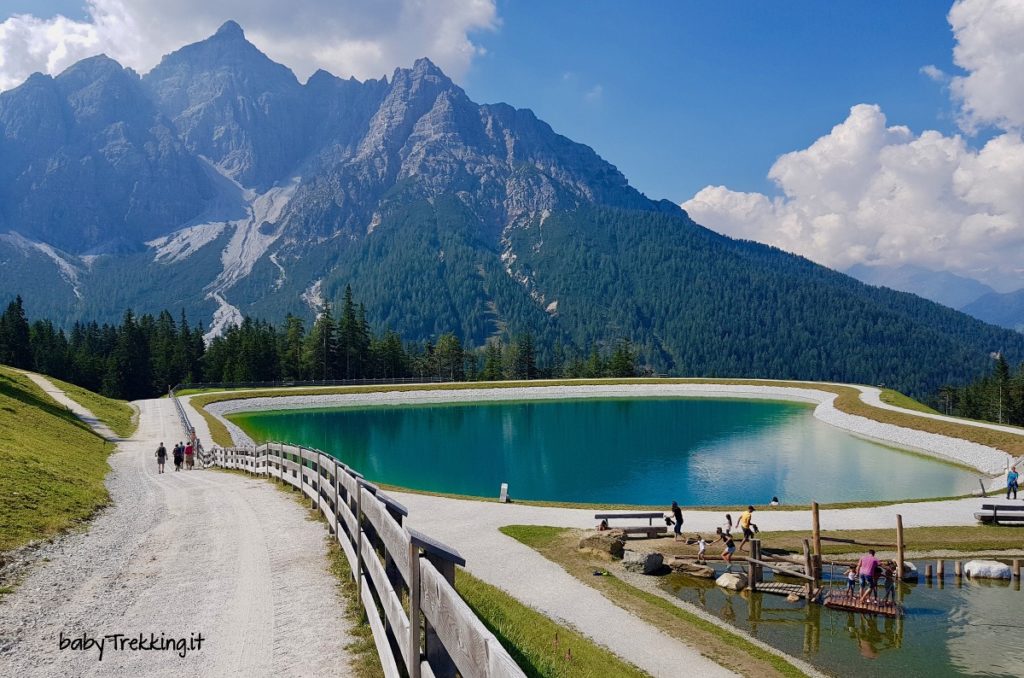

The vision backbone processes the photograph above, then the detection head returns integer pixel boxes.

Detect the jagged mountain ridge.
[1,21,1022,395]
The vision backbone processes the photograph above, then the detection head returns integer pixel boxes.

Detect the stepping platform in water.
[754,582,807,598]
[823,592,903,617]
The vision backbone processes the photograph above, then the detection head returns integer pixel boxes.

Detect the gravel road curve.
[0,397,353,677]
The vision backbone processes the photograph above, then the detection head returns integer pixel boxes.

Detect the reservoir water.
[228,397,978,504]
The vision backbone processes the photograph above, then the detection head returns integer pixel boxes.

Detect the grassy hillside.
[0,366,113,553]
[45,374,137,438]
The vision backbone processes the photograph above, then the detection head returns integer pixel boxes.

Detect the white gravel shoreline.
[202,383,1011,476]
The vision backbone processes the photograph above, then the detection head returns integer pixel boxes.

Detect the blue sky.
[465,2,964,201]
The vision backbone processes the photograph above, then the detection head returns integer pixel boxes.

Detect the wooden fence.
[170,389,525,678]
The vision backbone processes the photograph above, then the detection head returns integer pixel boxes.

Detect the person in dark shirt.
[155,442,167,473]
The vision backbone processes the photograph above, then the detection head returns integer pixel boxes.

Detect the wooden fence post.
[408,541,422,678]
[424,553,458,678]
[895,514,905,580]
[355,484,364,607]
[311,451,319,510]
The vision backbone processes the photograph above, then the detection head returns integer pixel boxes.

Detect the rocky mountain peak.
[214,19,245,40]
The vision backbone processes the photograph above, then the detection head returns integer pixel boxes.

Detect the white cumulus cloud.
[0,0,498,91]
[949,0,1024,133]
[682,0,1024,290]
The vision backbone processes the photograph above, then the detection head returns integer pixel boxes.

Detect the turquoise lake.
[228,397,979,504]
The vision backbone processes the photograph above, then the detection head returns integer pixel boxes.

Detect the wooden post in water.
[937,559,945,579]
[896,514,905,580]
[802,539,814,598]
[748,540,760,592]
[955,560,963,579]
[925,564,933,581]
[811,502,822,580]
[1013,559,1021,580]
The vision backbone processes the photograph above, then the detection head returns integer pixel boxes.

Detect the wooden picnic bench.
[595,511,669,538]
[974,503,1024,525]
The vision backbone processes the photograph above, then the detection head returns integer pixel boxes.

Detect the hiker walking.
[1008,466,1019,500]
[722,513,733,536]
[738,506,757,551]
[173,442,184,472]
[185,441,194,470]
[857,549,880,603]
[155,442,167,473]
[670,501,684,541]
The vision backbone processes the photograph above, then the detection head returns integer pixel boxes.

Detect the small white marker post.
[499,483,509,503]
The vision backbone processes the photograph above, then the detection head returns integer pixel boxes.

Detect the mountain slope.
[962,290,1024,332]
[0,21,1021,397]
[0,56,212,253]
[846,263,996,310]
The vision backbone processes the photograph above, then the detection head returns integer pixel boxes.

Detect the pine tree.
[304,303,338,381]
[481,340,504,381]
[0,296,32,368]
[608,339,637,378]
[511,332,536,380]
[280,314,306,380]
[435,333,464,381]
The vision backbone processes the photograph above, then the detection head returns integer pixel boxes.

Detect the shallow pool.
[664,570,1024,677]
[227,397,979,504]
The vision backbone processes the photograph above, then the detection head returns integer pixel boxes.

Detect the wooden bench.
[595,511,669,538]
[974,503,1024,525]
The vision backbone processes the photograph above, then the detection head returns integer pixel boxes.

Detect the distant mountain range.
[846,264,1023,331]
[0,21,1021,396]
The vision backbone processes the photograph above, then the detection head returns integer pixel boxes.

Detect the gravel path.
[23,372,118,441]
[0,396,353,677]
[394,492,737,678]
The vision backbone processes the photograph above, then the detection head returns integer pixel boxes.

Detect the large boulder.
[667,558,716,579]
[964,560,1011,579]
[622,550,664,575]
[901,561,919,582]
[578,530,626,559]
[716,572,748,591]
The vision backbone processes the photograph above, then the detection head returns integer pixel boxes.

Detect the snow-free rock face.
[143,21,307,190]
[0,56,211,252]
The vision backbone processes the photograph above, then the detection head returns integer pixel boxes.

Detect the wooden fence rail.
[169,391,525,678]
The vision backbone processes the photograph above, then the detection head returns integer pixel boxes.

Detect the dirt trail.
[0,397,353,677]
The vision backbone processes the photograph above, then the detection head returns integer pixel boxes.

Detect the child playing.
[882,561,897,604]
[845,565,857,595]
[697,535,708,564]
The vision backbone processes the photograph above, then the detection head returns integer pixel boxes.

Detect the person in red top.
[184,442,194,470]
[857,549,880,603]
